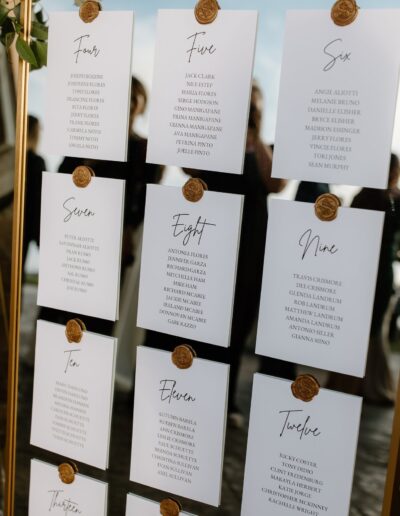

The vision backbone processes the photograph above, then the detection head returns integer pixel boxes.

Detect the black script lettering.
[172,213,216,246]
[48,489,82,515]
[323,38,351,72]
[64,349,81,374]
[63,197,95,223]
[279,409,321,440]
[186,32,216,64]
[299,228,339,260]
[159,379,196,404]
[73,34,100,64]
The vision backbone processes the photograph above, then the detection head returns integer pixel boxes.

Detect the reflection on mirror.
[2,0,400,515]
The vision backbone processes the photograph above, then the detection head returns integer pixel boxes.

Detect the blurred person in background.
[328,154,400,404]
[353,153,400,404]
[295,181,330,203]
[23,115,46,269]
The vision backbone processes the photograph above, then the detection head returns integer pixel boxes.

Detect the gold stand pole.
[0,265,8,343]
[4,1,31,514]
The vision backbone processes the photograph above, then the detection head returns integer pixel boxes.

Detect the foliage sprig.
[0,0,48,70]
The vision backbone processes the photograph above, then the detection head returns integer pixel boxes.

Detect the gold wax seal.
[182,178,208,203]
[314,193,341,222]
[58,462,78,485]
[65,319,86,344]
[160,498,181,516]
[79,0,101,23]
[331,0,359,27]
[72,166,94,188]
[195,0,220,25]
[291,375,320,403]
[172,345,196,370]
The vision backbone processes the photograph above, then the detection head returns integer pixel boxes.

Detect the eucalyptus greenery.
[0,0,48,70]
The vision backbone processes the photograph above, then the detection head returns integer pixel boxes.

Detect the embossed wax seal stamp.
[182,178,208,203]
[314,193,341,222]
[171,345,196,370]
[331,0,359,27]
[160,498,181,516]
[291,375,320,403]
[65,319,86,344]
[79,0,101,23]
[72,166,94,188]
[58,462,78,485]
[195,0,220,25]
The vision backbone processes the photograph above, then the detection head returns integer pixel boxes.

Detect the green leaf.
[4,30,14,49]
[31,39,47,68]
[31,20,47,40]
[11,18,22,33]
[16,35,37,67]
[0,4,9,25]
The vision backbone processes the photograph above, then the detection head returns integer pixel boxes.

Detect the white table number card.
[137,184,243,347]
[126,494,195,515]
[256,199,384,377]
[147,10,258,174]
[130,346,229,507]
[44,11,134,162]
[37,172,125,321]
[30,320,117,470]
[29,459,108,516]
[241,374,362,516]
[272,10,400,188]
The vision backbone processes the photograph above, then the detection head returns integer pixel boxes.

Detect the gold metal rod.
[4,0,32,514]
[0,265,9,343]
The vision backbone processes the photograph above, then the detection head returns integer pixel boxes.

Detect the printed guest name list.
[44,11,134,162]
[147,10,258,174]
[256,199,383,377]
[138,184,243,348]
[130,347,229,507]
[272,9,400,188]
[38,172,125,321]
[241,375,362,516]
